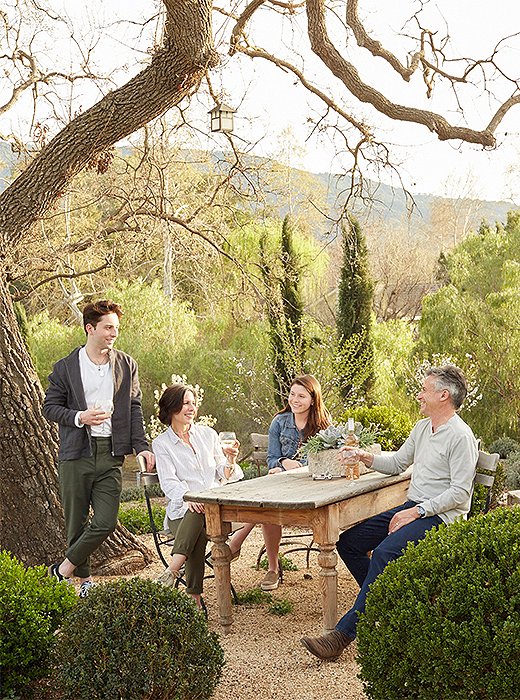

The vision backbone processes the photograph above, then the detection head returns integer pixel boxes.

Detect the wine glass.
[98,399,114,416]
[219,431,236,448]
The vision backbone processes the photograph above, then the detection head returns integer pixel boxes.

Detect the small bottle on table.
[343,418,360,480]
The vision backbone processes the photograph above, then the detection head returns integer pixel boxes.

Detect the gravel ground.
[139,526,368,700]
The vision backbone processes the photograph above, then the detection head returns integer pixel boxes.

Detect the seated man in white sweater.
[301,364,478,661]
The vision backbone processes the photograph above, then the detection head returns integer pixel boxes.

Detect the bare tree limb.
[11,259,112,301]
[306,0,503,147]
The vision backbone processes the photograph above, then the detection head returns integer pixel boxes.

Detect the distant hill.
[1,141,516,233]
[309,169,516,231]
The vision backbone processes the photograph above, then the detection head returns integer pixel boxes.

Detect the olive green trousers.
[167,510,207,594]
[58,437,123,578]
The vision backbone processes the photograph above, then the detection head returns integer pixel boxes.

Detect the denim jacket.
[267,412,306,470]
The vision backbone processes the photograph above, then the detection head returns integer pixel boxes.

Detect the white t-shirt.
[76,346,114,437]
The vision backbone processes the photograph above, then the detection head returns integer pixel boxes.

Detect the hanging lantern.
[208,103,236,133]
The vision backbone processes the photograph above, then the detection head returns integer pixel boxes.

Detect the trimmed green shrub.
[118,503,165,535]
[488,436,520,459]
[357,508,520,700]
[120,485,144,502]
[341,405,414,450]
[241,460,269,479]
[0,551,77,695]
[54,577,224,700]
[504,451,520,490]
[120,482,164,502]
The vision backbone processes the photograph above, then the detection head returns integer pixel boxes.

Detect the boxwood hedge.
[356,507,520,700]
[54,577,224,700]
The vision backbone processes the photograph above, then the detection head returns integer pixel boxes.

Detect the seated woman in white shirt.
[153,383,253,607]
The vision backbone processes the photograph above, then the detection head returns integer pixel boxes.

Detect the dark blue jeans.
[335,500,442,638]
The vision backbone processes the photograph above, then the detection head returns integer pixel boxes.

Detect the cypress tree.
[261,215,306,408]
[336,215,375,401]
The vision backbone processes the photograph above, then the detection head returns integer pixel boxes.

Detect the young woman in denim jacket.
[259,374,331,590]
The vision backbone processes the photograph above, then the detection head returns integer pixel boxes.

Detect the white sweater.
[372,414,478,524]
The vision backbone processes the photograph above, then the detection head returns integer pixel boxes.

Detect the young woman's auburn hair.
[278,374,331,439]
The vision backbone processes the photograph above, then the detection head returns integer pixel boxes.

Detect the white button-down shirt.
[152,424,244,521]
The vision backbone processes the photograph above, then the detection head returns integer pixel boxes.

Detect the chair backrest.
[472,450,500,515]
[250,433,268,474]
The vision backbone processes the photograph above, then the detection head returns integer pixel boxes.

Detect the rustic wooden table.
[185,466,412,634]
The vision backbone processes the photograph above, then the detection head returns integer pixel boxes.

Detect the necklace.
[86,349,110,374]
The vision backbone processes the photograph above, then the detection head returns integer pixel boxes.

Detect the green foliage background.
[418,211,520,442]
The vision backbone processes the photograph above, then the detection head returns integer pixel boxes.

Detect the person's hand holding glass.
[81,399,113,426]
[219,431,239,476]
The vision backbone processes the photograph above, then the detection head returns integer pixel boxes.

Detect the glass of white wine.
[98,399,114,416]
[219,431,236,448]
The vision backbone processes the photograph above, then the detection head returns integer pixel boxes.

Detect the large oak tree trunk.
[0,0,216,572]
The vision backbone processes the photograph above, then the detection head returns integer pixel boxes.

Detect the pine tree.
[336,215,375,401]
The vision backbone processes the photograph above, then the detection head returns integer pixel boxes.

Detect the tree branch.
[306,0,501,147]
[11,259,112,301]
[0,0,219,256]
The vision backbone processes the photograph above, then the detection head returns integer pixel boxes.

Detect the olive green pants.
[58,437,123,578]
[167,510,207,595]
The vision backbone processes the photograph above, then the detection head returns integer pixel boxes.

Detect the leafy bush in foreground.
[357,508,520,700]
[55,577,224,700]
[0,551,77,695]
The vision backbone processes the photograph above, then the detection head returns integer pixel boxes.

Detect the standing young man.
[301,364,478,660]
[43,299,154,596]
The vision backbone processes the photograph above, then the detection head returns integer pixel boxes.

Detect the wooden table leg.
[317,542,338,632]
[205,505,233,634]
[313,506,339,633]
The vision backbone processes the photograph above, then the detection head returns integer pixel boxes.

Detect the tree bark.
[0,275,65,564]
[0,0,215,572]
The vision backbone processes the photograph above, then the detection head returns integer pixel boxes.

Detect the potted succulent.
[299,422,380,480]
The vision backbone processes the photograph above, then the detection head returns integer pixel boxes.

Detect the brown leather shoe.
[300,630,354,661]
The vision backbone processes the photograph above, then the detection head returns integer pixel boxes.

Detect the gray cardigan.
[43,346,150,460]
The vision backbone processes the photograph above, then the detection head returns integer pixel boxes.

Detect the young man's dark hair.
[82,300,123,332]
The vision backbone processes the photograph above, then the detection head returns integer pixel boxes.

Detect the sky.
[2,1,520,204]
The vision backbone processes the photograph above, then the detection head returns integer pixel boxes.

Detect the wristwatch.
[416,504,426,518]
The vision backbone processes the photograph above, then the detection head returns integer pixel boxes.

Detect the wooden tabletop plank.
[184,466,412,510]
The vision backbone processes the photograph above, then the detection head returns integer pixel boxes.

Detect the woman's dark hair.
[83,299,123,333]
[278,374,331,439]
[158,384,198,426]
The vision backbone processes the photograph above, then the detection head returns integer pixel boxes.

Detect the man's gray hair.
[426,364,468,410]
